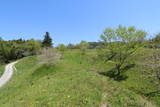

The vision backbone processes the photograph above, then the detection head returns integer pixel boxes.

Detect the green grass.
[89,48,160,106]
[0,64,5,77]
[121,49,160,106]
[0,50,156,107]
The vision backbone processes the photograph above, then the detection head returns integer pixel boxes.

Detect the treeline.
[67,42,103,49]
[0,32,52,63]
[66,36,160,50]
[0,39,41,63]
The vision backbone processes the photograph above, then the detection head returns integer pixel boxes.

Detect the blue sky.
[0,0,160,45]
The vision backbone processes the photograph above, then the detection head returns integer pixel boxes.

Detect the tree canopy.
[100,25,147,80]
[42,32,53,48]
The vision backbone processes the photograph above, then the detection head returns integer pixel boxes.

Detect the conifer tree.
[42,32,53,47]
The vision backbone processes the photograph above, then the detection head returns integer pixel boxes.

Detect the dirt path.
[0,61,18,88]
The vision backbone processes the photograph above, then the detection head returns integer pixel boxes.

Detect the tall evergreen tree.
[42,32,53,47]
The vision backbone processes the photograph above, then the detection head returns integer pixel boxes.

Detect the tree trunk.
[116,64,121,76]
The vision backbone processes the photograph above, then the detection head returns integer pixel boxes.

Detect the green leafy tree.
[0,42,16,63]
[100,25,146,80]
[42,32,53,48]
[24,39,42,55]
[0,38,42,63]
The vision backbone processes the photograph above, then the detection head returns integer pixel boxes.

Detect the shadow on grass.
[99,64,135,81]
[144,90,160,98]
[31,64,57,81]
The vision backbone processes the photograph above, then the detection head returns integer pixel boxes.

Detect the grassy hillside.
[121,49,160,106]
[0,64,5,76]
[89,48,160,106]
[0,50,156,107]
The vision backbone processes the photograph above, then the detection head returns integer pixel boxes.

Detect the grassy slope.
[121,49,160,106]
[0,64,5,77]
[90,48,160,106]
[0,50,155,107]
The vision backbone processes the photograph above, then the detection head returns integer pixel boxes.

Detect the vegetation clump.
[42,32,53,48]
[100,25,146,80]
[0,38,41,63]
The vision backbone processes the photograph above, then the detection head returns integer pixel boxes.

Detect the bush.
[0,38,42,63]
